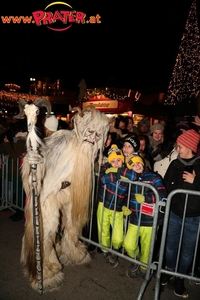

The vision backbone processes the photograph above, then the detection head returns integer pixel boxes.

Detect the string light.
[82,87,130,101]
[0,90,48,102]
[166,0,200,105]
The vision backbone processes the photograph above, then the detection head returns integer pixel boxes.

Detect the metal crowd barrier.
[154,189,200,300]
[81,176,166,300]
[1,156,200,299]
[0,154,24,212]
[80,177,200,299]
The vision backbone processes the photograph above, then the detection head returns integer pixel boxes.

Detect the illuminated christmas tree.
[166,0,200,105]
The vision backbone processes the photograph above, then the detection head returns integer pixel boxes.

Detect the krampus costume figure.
[15,99,110,293]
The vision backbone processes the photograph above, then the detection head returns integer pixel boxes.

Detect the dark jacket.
[127,166,167,226]
[98,162,138,211]
[3,139,26,176]
[164,155,200,218]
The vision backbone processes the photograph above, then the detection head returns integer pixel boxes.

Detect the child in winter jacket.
[123,154,167,278]
[97,144,138,267]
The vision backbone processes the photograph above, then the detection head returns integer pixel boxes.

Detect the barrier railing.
[154,189,200,299]
[81,176,166,300]
[0,155,24,212]
[1,155,200,299]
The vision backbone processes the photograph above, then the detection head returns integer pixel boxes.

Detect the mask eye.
[96,133,102,141]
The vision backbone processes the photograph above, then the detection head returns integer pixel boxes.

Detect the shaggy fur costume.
[20,104,110,292]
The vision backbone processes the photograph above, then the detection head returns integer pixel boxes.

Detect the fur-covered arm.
[21,153,45,197]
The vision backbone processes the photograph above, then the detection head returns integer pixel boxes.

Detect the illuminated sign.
[83,101,118,109]
[1,2,101,31]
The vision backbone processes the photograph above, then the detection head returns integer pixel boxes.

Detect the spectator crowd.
[92,113,200,298]
[1,111,200,298]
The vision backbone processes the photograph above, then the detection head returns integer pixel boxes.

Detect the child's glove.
[135,194,145,203]
[105,167,118,174]
[122,205,132,216]
[120,175,128,181]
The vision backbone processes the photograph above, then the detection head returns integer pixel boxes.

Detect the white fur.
[20,105,110,292]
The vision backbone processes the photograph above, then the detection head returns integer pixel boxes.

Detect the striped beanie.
[176,129,200,153]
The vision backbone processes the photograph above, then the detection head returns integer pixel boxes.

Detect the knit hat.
[123,136,140,152]
[175,121,189,131]
[107,144,124,163]
[137,118,150,130]
[44,115,58,131]
[150,123,165,134]
[126,155,144,169]
[176,129,200,153]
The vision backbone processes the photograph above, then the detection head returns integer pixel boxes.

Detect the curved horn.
[34,98,52,117]
[82,104,96,116]
[72,106,83,117]
[14,99,28,119]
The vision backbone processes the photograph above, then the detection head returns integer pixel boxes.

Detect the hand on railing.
[135,194,145,203]
[122,206,132,216]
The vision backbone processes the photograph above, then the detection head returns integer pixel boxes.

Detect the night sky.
[0,0,197,93]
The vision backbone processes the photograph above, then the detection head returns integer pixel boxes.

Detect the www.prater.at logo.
[1,1,101,32]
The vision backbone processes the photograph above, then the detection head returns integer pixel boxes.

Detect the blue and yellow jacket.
[98,162,138,212]
[127,166,167,226]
